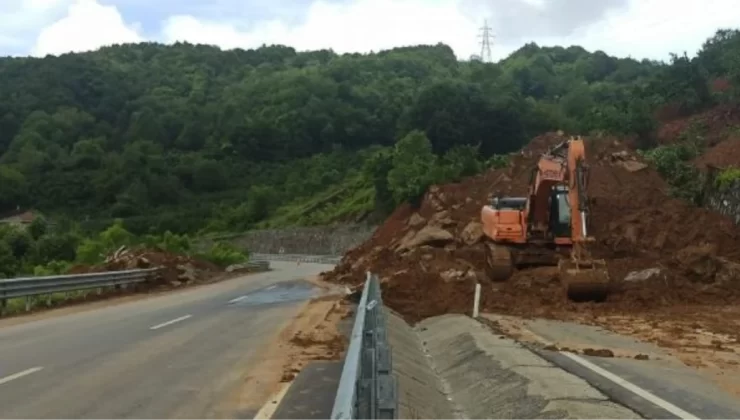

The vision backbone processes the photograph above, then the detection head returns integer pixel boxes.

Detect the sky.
[1,0,738,61]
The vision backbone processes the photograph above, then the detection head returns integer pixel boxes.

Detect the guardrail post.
[473,283,481,318]
[25,296,31,312]
[46,294,52,307]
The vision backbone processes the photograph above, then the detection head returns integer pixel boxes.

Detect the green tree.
[0,35,732,231]
[33,233,78,263]
[387,130,440,206]
[0,241,18,277]
[28,216,48,240]
[0,165,28,212]
[4,228,32,259]
[363,148,395,213]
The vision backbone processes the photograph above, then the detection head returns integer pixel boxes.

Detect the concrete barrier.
[415,314,640,419]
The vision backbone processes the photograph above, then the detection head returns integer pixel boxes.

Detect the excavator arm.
[560,137,610,301]
[567,139,589,244]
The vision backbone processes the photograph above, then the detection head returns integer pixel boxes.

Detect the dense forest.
[1,29,740,234]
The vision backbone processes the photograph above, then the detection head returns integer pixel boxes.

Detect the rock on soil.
[658,104,740,148]
[322,132,740,328]
[694,135,740,168]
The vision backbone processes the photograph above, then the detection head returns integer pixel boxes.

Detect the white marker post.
[472,283,481,318]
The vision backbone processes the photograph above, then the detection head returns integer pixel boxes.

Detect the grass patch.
[2,289,111,316]
[715,166,740,190]
[259,174,375,228]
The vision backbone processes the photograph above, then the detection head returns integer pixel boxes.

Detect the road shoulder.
[231,293,349,418]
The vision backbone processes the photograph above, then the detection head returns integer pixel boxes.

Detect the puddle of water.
[230,282,322,307]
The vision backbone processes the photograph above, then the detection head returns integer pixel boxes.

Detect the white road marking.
[150,315,192,330]
[253,382,293,419]
[517,325,699,419]
[230,285,278,304]
[228,295,249,304]
[560,351,698,419]
[0,367,43,385]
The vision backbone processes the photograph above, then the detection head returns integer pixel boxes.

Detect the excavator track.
[484,242,610,301]
[485,242,514,281]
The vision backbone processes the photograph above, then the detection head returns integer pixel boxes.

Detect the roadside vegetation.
[0,217,248,279]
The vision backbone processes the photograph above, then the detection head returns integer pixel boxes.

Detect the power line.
[478,19,495,63]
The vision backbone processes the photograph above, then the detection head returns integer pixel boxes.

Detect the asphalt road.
[0,262,333,419]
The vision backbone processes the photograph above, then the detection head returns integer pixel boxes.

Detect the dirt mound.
[322,132,740,324]
[68,246,222,287]
[694,136,740,168]
[658,104,740,147]
[280,296,348,382]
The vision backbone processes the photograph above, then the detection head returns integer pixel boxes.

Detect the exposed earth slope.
[321,132,740,378]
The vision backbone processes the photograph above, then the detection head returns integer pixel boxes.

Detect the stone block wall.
[705,181,740,224]
[199,224,376,255]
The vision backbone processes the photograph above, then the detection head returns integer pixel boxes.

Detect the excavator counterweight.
[480,136,610,301]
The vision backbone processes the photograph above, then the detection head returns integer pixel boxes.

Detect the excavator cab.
[547,185,571,240]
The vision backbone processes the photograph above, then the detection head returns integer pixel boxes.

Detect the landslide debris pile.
[69,246,222,287]
[323,132,740,323]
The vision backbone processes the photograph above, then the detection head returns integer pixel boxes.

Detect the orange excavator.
[480,136,610,301]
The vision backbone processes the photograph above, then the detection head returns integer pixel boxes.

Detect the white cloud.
[541,0,740,60]
[23,0,67,10]
[31,0,142,56]
[0,0,71,52]
[15,0,740,61]
[163,0,479,58]
[160,0,740,62]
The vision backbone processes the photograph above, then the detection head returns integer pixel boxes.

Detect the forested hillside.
[1,29,739,234]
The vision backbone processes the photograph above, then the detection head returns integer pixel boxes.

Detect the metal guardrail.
[0,268,161,300]
[0,268,161,313]
[331,272,397,419]
[225,260,270,272]
[250,253,342,265]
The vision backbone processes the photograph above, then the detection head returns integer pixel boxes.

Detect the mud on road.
[226,284,349,417]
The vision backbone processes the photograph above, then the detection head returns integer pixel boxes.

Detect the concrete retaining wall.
[415,314,640,419]
[705,181,740,225]
[199,224,376,255]
[386,310,455,419]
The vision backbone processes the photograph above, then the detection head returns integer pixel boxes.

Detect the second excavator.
[480,136,610,301]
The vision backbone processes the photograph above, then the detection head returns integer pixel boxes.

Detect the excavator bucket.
[558,258,610,302]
